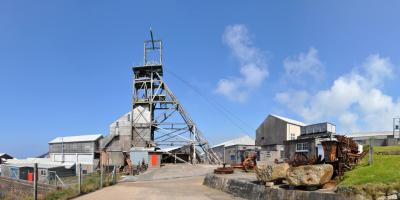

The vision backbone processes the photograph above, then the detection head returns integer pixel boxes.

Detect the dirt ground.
[75,164,241,200]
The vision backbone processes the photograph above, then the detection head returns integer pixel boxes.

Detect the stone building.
[101,111,134,166]
[256,114,305,163]
[284,122,336,161]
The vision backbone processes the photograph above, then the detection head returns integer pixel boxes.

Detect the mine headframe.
[131,30,221,164]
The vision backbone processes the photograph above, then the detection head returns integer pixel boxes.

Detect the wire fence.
[0,164,120,200]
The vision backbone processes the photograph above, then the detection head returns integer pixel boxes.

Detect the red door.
[27,172,33,182]
[151,154,158,167]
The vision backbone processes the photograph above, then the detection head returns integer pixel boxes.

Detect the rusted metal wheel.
[214,164,234,174]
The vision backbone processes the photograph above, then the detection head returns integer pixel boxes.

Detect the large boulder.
[255,163,289,182]
[286,164,333,186]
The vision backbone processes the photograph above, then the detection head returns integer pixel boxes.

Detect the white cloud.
[339,112,359,132]
[215,24,268,102]
[283,47,324,83]
[276,54,399,132]
[214,78,248,102]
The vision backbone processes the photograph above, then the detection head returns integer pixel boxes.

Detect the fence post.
[112,165,116,184]
[33,163,38,200]
[100,163,103,188]
[369,137,374,165]
[78,163,82,194]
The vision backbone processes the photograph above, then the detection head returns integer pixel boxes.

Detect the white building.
[348,131,399,146]
[211,135,260,165]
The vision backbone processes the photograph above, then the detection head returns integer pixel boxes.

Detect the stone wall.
[203,174,356,200]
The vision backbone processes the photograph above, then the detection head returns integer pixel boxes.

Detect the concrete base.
[203,173,357,200]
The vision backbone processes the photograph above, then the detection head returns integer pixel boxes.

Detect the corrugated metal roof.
[347,131,393,138]
[5,158,75,169]
[270,114,306,126]
[159,146,183,152]
[49,134,103,144]
[212,135,255,148]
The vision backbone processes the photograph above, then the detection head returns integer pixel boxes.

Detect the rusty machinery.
[214,163,234,174]
[214,153,257,174]
[321,135,365,177]
[289,135,365,177]
[242,153,257,172]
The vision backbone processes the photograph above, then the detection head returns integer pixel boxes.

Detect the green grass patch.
[338,145,400,198]
[339,155,400,186]
[38,172,122,200]
[374,145,400,152]
[40,186,79,200]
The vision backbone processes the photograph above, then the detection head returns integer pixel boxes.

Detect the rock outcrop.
[255,163,289,182]
[286,164,333,186]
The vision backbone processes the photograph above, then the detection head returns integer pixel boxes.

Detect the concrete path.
[75,164,241,200]
[75,176,239,200]
[131,164,217,181]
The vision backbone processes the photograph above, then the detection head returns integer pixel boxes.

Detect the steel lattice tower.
[131,33,220,164]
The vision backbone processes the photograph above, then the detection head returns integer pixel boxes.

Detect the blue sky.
[1,1,400,158]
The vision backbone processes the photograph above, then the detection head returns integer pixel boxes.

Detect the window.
[40,170,47,176]
[127,114,131,122]
[84,144,91,151]
[290,133,296,140]
[280,150,285,159]
[296,143,309,152]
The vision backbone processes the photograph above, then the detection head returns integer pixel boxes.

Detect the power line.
[164,68,255,134]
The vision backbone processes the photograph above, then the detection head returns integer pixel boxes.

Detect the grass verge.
[338,145,400,199]
[20,172,122,200]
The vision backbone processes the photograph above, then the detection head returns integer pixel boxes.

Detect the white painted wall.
[286,124,301,141]
[133,105,151,124]
[51,153,94,165]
